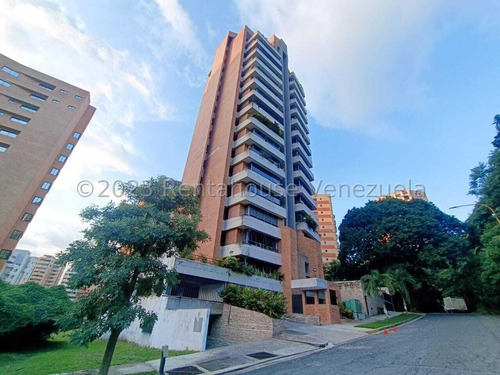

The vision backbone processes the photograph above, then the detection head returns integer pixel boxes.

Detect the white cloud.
[0,0,179,254]
[235,0,448,138]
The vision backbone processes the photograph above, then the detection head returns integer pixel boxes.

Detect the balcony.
[240,77,283,108]
[296,185,316,207]
[292,155,314,179]
[293,169,315,194]
[291,116,309,136]
[234,131,284,160]
[241,65,283,94]
[292,143,313,167]
[226,191,287,218]
[220,243,282,266]
[222,215,281,239]
[291,278,327,291]
[295,202,317,221]
[239,90,284,123]
[290,105,308,127]
[237,102,283,129]
[235,116,284,145]
[244,46,282,79]
[290,97,307,116]
[242,55,282,88]
[229,169,285,196]
[245,33,282,68]
[296,222,321,242]
[291,128,310,145]
[231,150,285,179]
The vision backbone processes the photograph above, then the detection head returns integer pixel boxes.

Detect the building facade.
[28,254,64,287]
[376,189,428,202]
[0,249,31,285]
[182,27,340,323]
[313,194,340,264]
[0,54,95,271]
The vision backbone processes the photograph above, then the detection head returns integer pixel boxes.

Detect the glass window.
[8,98,15,104]
[2,66,19,77]
[318,291,326,305]
[68,105,76,110]
[39,82,55,91]
[58,155,67,163]
[330,290,337,305]
[21,213,34,222]
[41,182,51,190]
[0,79,11,87]
[0,128,19,138]
[10,116,28,125]
[66,143,74,150]
[52,99,60,104]
[0,111,3,116]
[21,104,37,113]
[32,196,43,204]
[72,132,81,139]
[0,143,9,152]
[50,168,59,176]
[75,95,82,100]
[30,93,46,102]
[305,291,315,305]
[9,230,23,240]
[60,89,67,94]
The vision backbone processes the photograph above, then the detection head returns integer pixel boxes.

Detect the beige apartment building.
[313,194,340,264]
[28,254,64,287]
[182,27,341,323]
[0,54,95,271]
[376,189,428,202]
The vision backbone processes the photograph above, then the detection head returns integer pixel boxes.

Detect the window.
[58,155,67,163]
[0,127,19,138]
[60,89,67,94]
[75,95,82,100]
[8,98,15,104]
[2,66,19,77]
[72,132,81,139]
[21,104,37,113]
[66,143,74,150]
[0,111,3,116]
[50,168,59,176]
[10,116,28,125]
[0,79,11,87]
[41,182,51,190]
[32,196,43,204]
[21,213,34,222]
[318,291,326,305]
[10,230,23,240]
[304,262,310,275]
[30,93,46,102]
[52,99,60,104]
[305,291,315,305]
[68,105,76,110]
[329,290,337,305]
[39,82,56,91]
[0,143,9,152]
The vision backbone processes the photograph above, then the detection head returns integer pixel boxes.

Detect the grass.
[355,313,420,329]
[0,332,194,374]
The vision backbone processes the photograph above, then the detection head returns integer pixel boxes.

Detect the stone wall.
[284,313,321,326]
[210,304,284,344]
[334,280,385,318]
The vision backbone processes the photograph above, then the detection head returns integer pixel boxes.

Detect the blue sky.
[2,0,499,256]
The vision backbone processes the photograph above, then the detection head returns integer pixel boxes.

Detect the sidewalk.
[72,312,408,375]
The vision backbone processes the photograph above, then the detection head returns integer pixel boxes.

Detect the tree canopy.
[58,176,207,375]
[0,281,71,350]
[338,199,473,311]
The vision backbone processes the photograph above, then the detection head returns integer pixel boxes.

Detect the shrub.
[220,284,287,319]
[338,302,354,320]
[215,256,284,281]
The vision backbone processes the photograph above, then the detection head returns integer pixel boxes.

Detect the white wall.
[120,296,210,351]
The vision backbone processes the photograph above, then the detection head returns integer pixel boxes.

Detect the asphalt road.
[242,314,500,375]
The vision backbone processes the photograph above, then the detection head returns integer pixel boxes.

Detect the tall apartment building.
[183,27,340,323]
[313,194,340,264]
[0,54,95,272]
[28,254,64,287]
[376,189,428,202]
[0,249,31,285]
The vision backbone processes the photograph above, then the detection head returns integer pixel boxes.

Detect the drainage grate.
[166,365,204,374]
[246,352,278,360]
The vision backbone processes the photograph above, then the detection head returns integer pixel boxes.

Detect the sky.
[1,0,499,257]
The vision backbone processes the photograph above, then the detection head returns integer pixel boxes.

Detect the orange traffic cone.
[383,328,389,335]
[392,325,397,333]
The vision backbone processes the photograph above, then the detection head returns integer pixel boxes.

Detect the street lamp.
[449,203,500,225]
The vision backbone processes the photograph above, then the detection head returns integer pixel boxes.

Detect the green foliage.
[354,313,419,329]
[219,284,287,319]
[324,259,340,281]
[338,302,354,320]
[215,256,284,281]
[338,198,473,312]
[57,176,207,373]
[0,281,71,350]
[252,113,284,138]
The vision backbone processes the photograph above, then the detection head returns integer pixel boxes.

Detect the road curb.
[367,313,427,334]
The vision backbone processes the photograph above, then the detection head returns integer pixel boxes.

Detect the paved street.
[239,314,500,375]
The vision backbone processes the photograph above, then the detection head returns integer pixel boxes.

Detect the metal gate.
[292,294,303,314]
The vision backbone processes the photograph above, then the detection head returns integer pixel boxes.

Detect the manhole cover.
[197,356,252,371]
[247,352,278,360]
[166,365,204,374]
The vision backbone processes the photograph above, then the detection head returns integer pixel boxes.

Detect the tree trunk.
[99,328,121,375]
[402,298,408,313]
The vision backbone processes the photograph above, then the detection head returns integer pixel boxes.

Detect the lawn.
[355,313,420,329]
[0,332,193,374]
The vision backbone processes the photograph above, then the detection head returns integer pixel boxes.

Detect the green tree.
[338,199,472,311]
[0,281,71,350]
[361,270,392,318]
[58,176,207,375]
[386,266,417,313]
[324,259,340,281]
